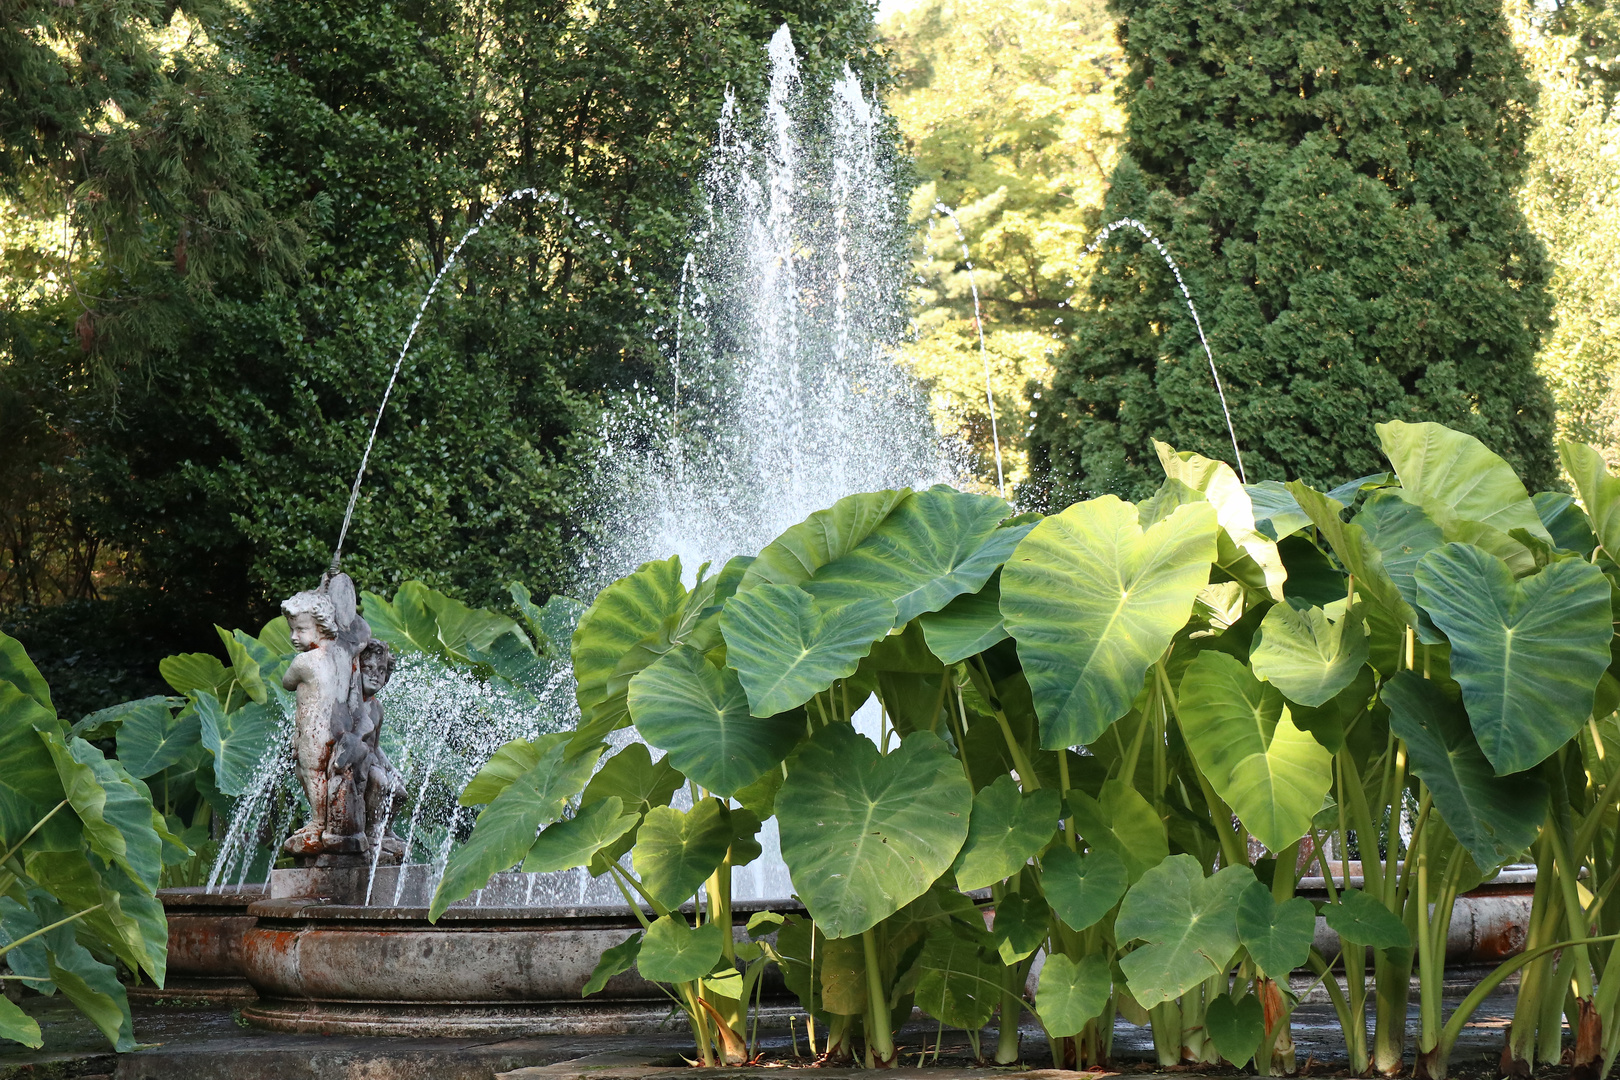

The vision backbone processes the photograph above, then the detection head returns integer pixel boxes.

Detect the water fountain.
[163,25,947,1036]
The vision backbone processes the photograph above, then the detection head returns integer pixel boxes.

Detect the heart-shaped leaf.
[582,932,642,997]
[1377,421,1550,541]
[430,740,601,920]
[522,797,640,874]
[215,626,268,706]
[1236,882,1316,978]
[1178,652,1334,852]
[990,891,1048,964]
[1383,672,1547,868]
[1324,889,1409,949]
[41,734,162,892]
[570,556,687,736]
[808,487,1029,625]
[629,645,802,796]
[113,701,201,780]
[1415,543,1612,774]
[919,573,1011,665]
[1067,780,1167,884]
[1206,992,1266,1068]
[638,916,725,984]
[1000,496,1218,748]
[0,682,71,849]
[777,725,971,938]
[1250,603,1368,708]
[721,585,895,716]
[738,490,912,590]
[1116,855,1254,1008]
[159,653,231,701]
[194,694,277,797]
[1035,952,1111,1038]
[0,631,54,715]
[915,922,1002,1029]
[1246,481,1312,541]
[461,735,562,806]
[633,799,734,911]
[1042,845,1129,933]
[953,775,1061,891]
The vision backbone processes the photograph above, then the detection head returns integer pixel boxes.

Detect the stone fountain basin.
[238,886,798,1038]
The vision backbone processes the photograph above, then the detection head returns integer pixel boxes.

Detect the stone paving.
[0,991,1526,1080]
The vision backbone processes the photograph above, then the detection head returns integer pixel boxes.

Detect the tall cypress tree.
[1024,0,1559,505]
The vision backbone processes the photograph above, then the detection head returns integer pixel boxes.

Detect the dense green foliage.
[0,0,888,715]
[0,632,179,1051]
[439,418,1620,1076]
[1024,0,1561,506]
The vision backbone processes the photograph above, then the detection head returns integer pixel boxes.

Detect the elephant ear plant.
[435,421,1620,1077]
[0,631,180,1052]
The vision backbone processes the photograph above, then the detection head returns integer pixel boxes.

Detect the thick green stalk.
[994,962,1024,1064]
[1148,999,1182,1068]
[1413,830,1442,1076]
[1506,828,1562,1073]
[1370,944,1414,1076]
[862,928,895,1066]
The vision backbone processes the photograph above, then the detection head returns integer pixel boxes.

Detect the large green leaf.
[919,572,1010,664]
[194,694,277,797]
[1206,993,1266,1068]
[34,893,135,1051]
[1246,481,1312,541]
[28,850,167,985]
[915,922,1001,1029]
[1041,845,1129,933]
[1156,441,1286,599]
[1533,492,1597,557]
[1287,482,1415,625]
[990,891,1049,964]
[632,799,734,911]
[1177,652,1333,851]
[1067,779,1167,884]
[429,740,601,920]
[628,645,801,796]
[40,734,162,893]
[0,630,53,714]
[1249,603,1368,707]
[570,556,687,736]
[215,626,268,705]
[720,586,894,716]
[952,775,1061,891]
[580,742,683,875]
[807,487,1029,625]
[737,490,911,591]
[1235,882,1315,978]
[364,580,529,664]
[159,653,231,701]
[1415,543,1612,774]
[1001,496,1218,748]
[1036,952,1111,1038]
[1324,889,1410,949]
[1383,672,1547,868]
[115,700,200,779]
[460,735,562,806]
[777,726,971,938]
[522,797,640,874]
[1377,421,1551,541]
[638,915,725,984]
[1561,441,1620,559]
[0,682,70,850]
[1116,856,1253,1008]
[0,994,41,1049]
[1354,491,1445,615]
[582,932,642,997]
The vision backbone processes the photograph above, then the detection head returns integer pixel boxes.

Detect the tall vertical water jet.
[590,25,950,585]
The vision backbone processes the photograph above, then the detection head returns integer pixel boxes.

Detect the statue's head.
[358,640,396,698]
[283,589,339,651]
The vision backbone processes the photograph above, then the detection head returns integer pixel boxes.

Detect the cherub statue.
[355,640,406,861]
[280,572,370,856]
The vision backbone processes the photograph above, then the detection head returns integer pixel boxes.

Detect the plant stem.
[862,927,895,1066]
[0,903,102,959]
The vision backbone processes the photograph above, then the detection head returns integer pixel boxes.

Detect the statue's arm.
[283,652,314,692]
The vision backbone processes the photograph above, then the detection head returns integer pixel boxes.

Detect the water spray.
[1081,218,1246,482]
[932,202,1006,500]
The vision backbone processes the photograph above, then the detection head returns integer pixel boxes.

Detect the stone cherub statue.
[280,572,405,862]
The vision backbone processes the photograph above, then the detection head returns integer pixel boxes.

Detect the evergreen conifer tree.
[1024,0,1560,504]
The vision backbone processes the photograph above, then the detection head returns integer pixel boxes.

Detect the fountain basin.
[239,892,799,1038]
[132,885,266,1004]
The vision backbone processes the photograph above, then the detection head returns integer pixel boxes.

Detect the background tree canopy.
[0,0,886,719]
[1020,0,1561,505]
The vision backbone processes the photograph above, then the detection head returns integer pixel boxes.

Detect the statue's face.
[288,612,328,652]
[360,659,389,697]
